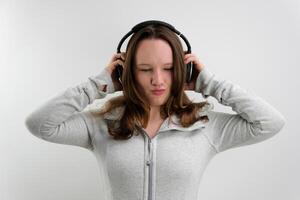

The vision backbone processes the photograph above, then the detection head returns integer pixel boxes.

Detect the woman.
[25,22,285,200]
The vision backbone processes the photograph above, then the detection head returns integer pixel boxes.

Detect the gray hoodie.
[25,67,285,200]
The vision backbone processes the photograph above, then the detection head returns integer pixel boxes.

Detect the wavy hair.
[91,24,211,140]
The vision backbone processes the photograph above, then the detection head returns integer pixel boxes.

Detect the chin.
[147,94,170,107]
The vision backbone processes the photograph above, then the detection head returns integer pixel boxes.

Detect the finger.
[115,53,125,61]
[107,60,123,71]
[184,53,196,59]
[184,53,197,60]
[110,54,119,62]
[184,55,197,64]
[109,53,119,63]
[185,55,203,67]
[120,52,126,60]
[113,59,124,68]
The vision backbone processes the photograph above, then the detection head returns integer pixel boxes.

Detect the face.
[134,38,173,108]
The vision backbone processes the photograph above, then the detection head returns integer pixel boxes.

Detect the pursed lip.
[151,89,166,95]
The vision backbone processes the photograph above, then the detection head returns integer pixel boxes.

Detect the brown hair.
[91,24,211,140]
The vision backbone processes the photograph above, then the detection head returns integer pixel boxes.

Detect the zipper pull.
[146,160,151,166]
[146,137,152,166]
[148,137,152,151]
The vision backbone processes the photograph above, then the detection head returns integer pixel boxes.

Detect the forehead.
[135,39,173,65]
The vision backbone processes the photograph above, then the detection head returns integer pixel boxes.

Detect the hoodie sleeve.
[25,68,115,151]
[195,67,286,153]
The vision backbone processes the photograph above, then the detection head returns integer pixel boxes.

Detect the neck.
[149,106,162,122]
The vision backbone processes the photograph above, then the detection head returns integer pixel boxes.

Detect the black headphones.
[116,20,194,83]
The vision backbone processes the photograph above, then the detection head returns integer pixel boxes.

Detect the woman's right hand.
[105,52,126,91]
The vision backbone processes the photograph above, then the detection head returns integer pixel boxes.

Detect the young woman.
[25,22,285,200]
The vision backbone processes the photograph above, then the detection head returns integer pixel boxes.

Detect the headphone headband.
[117,20,191,54]
[132,20,178,34]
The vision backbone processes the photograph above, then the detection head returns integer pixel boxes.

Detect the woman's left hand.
[184,53,205,90]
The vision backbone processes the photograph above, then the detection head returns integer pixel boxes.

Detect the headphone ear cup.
[186,62,193,83]
[116,64,123,84]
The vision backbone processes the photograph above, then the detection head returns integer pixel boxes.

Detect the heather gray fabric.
[25,67,285,200]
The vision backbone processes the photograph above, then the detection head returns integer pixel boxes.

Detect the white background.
[1,0,299,199]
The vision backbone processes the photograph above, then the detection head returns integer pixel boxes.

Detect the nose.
[151,69,163,86]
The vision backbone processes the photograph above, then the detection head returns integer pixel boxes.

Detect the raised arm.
[25,68,115,150]
[195,67,286,153]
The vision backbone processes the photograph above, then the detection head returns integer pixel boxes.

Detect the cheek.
[135,74,148,91]
[167,73,173,86]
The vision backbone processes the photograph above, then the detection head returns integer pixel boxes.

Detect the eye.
[164,67,174,71]
[140,69,151,72]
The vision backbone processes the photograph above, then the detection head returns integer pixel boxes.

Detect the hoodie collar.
[158,115,207,132]
[102,103,212,132]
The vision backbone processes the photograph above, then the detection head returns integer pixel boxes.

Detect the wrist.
[105,67,113,75]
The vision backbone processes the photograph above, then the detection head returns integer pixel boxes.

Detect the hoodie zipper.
[146,137,153,200]
[141,120,169,200]
[139,119,204,200]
